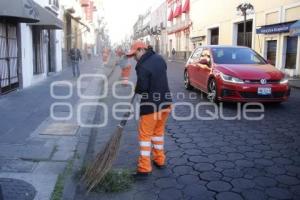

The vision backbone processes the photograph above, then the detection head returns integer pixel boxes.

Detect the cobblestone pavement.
[76,61,300,200]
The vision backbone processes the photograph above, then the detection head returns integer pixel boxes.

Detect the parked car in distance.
[184,45,290,103]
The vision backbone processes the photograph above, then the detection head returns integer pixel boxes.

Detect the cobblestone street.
[1,1,300,200]
[76,61,300,200]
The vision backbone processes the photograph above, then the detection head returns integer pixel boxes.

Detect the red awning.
[168,8,174,21]
[182,0,190,13]
[173,2,182,18]
[80,0,89,7]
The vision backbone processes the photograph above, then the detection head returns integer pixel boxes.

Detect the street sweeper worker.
[115,46,132,86]
[126,41,172,176]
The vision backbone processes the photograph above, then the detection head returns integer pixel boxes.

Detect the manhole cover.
[0,178,36,200]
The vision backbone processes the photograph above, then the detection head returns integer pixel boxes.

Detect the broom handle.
[118,93,137,128]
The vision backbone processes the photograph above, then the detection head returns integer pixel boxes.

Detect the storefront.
[28,1,63,77]
[0,0,39,95]
[257,20,300,77]
[0,0,64,95]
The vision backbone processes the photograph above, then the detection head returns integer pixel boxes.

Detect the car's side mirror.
[267,59,274,65]
[199,58,210,67]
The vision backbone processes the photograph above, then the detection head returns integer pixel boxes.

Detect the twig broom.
[81,94,136,193]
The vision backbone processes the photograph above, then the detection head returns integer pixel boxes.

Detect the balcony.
[167,19,192,34]
[46,0,59,14]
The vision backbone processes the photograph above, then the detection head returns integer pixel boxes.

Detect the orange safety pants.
[137,107,171,173]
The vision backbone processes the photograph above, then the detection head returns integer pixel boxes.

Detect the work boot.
[153,161,166,169]
[132,171,151,180]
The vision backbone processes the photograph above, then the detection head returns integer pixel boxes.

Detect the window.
[210,28,219,45]
[49,0,59,8]
[285,36,298,69]
[237,20,253,48]
[211,47,266,65]
[200,49,212,65]
[191,48,203,59]
[267,40,277,66]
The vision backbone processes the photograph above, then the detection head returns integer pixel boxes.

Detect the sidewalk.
[74,63,143,200]
[0,56,115,200]
[289,78,300,89]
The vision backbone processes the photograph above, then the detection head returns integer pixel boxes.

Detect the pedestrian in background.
[171,48,176,62]
[87,46,92,60]
[69,46,82,77]
[102,48,110,64]
[116,46,132,86]
[126,41,172,177]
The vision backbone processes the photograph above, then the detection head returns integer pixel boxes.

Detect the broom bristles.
[82,126,123,193]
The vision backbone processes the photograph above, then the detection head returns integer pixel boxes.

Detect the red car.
[184,45,290,103]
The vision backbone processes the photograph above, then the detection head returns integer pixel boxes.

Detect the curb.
[289,80,300,89]
[290,85,300,89]
[167,59,187,64]
[61,63,117,200]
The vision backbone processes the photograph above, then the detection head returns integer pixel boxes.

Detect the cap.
[126,41,147,57]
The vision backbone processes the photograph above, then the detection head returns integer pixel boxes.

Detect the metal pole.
[243,11,247,46]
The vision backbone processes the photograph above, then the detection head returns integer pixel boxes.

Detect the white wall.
[20,0,63,88]
[20,24,34,88]
[55,30,63,72]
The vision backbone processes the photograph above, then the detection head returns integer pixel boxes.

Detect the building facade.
[167,0,192,59]
[60,0,91,66]
[133,10,152,44]
[0,0,63,95]
[190,0,300,76]
[150,1,168,56]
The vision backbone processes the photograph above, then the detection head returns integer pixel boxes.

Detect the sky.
[102,0,163,44]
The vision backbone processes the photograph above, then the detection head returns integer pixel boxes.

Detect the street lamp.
[237,2,254,46]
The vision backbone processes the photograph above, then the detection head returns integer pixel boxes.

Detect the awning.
[80,0,90,7]
[69,13,90,32]
[290,20,300,36]
[0,0,39,23]
[28,2,63,29]
[256,21,296,34]
[168,8,174,21]
[173,3,182,18]
[182,0,190,13]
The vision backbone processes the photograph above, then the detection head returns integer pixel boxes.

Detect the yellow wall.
[285,5,300,21]
[190,0,300,43]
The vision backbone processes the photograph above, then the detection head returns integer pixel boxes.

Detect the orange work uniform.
[138,107,171,173]
[133,49,172,173]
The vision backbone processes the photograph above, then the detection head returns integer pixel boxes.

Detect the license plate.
[258,87,272,95]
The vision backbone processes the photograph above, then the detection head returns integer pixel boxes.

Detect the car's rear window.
[211,47,267,65]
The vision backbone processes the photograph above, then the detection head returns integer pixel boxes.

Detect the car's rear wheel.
[184,70,193,90]
[207,79,218,103]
